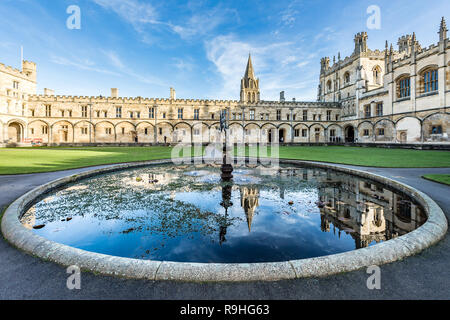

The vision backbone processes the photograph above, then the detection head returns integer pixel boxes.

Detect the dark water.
[21,163,427,263]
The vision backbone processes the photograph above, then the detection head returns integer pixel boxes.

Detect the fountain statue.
[219,109,233,181]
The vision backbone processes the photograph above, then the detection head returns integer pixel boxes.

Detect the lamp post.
[220,109,233,181]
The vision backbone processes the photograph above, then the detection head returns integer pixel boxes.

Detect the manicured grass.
[422,174,450,186]
[0,146,174,175]
[0,146,449,174]
[276,146,450,168]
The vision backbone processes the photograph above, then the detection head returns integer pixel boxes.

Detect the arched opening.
[278,128,285,143]
[344,125,355,143]
[8,122,23,143]
[268,129,273,143]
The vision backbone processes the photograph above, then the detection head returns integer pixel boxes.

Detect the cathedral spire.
[244,54,256,80]
[240,54,260,103]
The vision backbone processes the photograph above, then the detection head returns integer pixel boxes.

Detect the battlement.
[28,94,240,105]
[0,61,36,81]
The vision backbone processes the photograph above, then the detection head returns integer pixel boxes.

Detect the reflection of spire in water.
[219,183,233,245]
[240,187,259,232]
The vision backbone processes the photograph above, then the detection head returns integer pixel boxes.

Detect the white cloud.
[92,0,159,28]
[102,50,167,87]
[205,34,318,100]
[172,58,195,72]
[92,0,237,42]
[50,55,120,76]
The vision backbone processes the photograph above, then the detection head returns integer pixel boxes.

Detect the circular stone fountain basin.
[1,159,447,282]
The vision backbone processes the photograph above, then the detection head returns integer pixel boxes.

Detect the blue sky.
[0,0,448,101]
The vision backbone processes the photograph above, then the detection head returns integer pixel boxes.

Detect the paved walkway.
[0,164,449,299]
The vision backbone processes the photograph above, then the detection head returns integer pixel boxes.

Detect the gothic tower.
[240,54,260,103]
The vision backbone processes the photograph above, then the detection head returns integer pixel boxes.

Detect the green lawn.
[0,146,449,174]
[422,174,450,186]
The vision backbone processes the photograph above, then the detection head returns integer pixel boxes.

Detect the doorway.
[279,129,285,143]
[344,125,355,143]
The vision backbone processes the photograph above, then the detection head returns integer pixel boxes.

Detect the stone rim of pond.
[1,158,447,282]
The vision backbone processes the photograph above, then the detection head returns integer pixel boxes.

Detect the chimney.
[170,87,176,100]
[280,91,285,102]
[43,88,54,96]
[111,88,118,98]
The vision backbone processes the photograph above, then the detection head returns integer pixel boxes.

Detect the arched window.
[327,80,332,92]
[423,69,438,93]
[373,66,382,85]
[418,66,439,94]
[247,93,251,102]
[397,76,410,98]
[344,72,350,84]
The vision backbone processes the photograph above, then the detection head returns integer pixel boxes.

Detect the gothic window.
[178,108,183,119]
[81,106,88,118]
[294,129,300,137]
[116,106,122,118]
[378,128,385,136]
[276,110,281,120]
[431,125,443,134]
[249,109,255,120]
[364,105,371,118]
[376,102,383,116]
[423,69,438,93]
[330,129,336,137]
[105,128,112,135]
[344,72,350,84]
[326,110,331,121]
[327,80,332,92]
[149,107,155,119]
[363,129,370,136]
[45,105,51,117]
[194,109,199,120]
[373,66,382,85]
[397,77,410,98]
[302,129,307,137]
[303,110,308,121]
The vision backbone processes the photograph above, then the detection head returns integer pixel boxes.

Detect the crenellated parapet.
[27,94,240,106]
[0,61,36,82]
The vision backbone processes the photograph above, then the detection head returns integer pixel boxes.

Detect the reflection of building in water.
[20,205,36,229]
[240,187,259,232]
[309,169,426,248]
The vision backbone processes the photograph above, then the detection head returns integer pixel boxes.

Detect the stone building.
[0,17,448,146]
[318,17,449,143]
